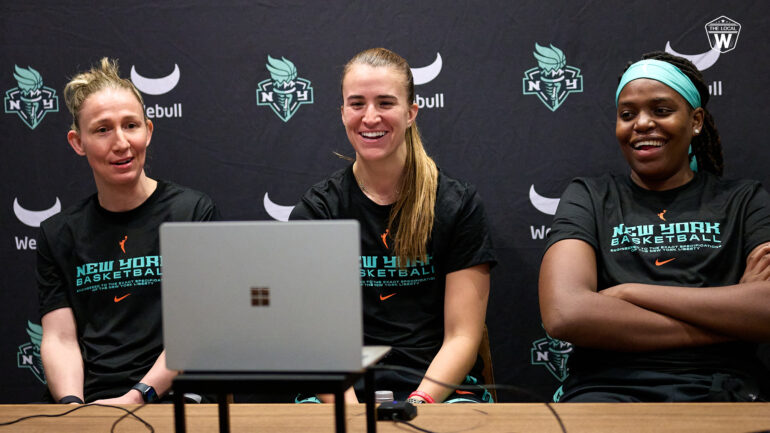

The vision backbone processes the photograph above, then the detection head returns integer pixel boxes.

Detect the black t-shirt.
[546,172,770,377]
[37,180,218,401]
[290,165,496,375]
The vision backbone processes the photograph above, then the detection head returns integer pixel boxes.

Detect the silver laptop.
[160,220,389,372]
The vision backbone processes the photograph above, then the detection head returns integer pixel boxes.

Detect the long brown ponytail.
[343,48,438,264]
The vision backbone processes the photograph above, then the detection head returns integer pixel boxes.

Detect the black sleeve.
[289,199,326,220]
[36,223,70,318]
[544,178,599,253]
[192,194,220,221]
[742,182,770,257]
[445,185,497,273]
[289,186,338,221]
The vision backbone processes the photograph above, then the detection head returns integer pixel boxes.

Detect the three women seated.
[38,49,770,404]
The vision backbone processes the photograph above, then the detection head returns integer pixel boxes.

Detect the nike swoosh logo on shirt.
[379,293,396,301]
[114,294,131,302]
[655,258,676,266]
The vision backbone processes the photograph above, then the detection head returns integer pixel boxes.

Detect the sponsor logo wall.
[413,53,444,109]
[1,3,766,402]
[256,56,314,122]
[131,63,183,118]
[522,44,583,112]
[530,331,572,383]
[4,65,58,129]
[17,321,45,385]
[706,16,741,53]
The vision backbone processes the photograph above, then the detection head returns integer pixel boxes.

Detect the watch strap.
[58,395,84,404]
[131,382,158,403]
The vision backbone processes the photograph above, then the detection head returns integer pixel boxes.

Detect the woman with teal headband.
[539,52,770,402]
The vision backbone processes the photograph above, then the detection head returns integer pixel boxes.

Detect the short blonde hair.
[64,57,145,132]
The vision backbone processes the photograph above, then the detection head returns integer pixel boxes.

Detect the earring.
[694,129,700,134]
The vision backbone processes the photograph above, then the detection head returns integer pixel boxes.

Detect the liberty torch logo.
[4,65,59,129]
[522,44,583,111]
[530,329,573,382]
[256,56,314,122]
[17,321,46,384]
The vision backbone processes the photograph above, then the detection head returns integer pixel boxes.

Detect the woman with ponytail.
[539,52,770,402]
[291,48,496,404]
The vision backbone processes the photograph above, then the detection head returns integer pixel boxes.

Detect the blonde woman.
[291,48,496,404]
[38,58,218,404]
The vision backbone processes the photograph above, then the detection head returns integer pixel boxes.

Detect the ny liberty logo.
[17,321,46,384]
[530,329,573,382]
[4,65,59,129]
[256,56,314,122]
[522,44,583,111]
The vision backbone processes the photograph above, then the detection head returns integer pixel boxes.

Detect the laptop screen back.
[160,220,363,372]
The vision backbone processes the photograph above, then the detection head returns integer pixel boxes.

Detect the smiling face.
[67,87,153,191]
[341,64,418,165]
[616,78,704,191]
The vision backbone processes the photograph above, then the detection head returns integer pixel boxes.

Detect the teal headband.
[615,59,701,109]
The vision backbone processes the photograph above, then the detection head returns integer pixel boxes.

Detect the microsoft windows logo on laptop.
[251,287,270,307]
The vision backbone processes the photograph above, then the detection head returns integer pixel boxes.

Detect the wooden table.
[0,403,768,433]
[171,372,377,433]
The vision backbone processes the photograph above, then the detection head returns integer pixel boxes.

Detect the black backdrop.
[1,1,766,403]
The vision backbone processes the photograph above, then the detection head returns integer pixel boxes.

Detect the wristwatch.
[131,382,158,403]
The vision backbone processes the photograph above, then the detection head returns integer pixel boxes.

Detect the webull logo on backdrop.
[13,197,62,250]
[412,53,445,109]
[144,103,182,118]
[415,93,444,109]
[131,64,183,119]
[529,185,559,240]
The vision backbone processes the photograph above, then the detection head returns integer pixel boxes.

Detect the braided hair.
[622,51,724,176]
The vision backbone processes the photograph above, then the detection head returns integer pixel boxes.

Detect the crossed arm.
[41,307,177,404]
[601,242,770,342]
[539,240,770,352]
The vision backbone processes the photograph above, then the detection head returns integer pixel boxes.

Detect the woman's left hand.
[92,389,144,405]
